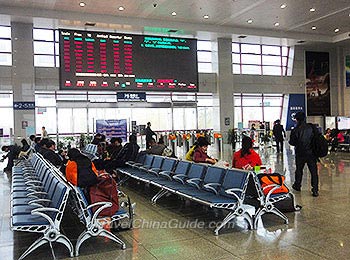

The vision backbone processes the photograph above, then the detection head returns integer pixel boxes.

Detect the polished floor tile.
[2,143,350,260]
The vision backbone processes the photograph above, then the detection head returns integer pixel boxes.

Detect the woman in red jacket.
[192,137,217,165]
[232,136,262,170]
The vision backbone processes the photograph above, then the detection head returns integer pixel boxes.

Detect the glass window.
[0,26,11,38]
[232,43,240,53]
[0,53,11,65]
[241,65,261,75]
[35,94,56,107]
[73,108,87,133]
[234,107,242,128]
[146,94,171,102]
[0,107,14,136]
[198,107,213,129]
[198,62,212,73]
[241,44,260,54]
[232,53,240,63]
[263,96,283,106]
[282,56,288,67]
[197,51,212,62]
[264,107,281,124]
[0,93,13,106]
[36,107,56,134]
[55,42,59,55]
[282,47,289,56]
[242,107,262,127]
[88,93,117,102]
[234,95,242,106]
[241,54,261,65]
[262,55,281,66]
[34,55,55,67]
[58,108,73,134]
[132,108,172,131]
[197,41,211,51]
[33,29,54,41]
[0,39,11,52]
[242,96,262,106]
[262,66,281,76]
[197,95,213,106]
[232,64,240,74]
[172,93,196,101]
[33,41,55,55]
[262,45,280,55]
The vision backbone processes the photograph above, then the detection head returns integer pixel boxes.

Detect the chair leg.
[214,211,236,235]
[75,231,92,257]
[151,189,168,203]
[271,207,289,224]
[18,236,49,260]
[99,229,126,249]
[55,234,74,257]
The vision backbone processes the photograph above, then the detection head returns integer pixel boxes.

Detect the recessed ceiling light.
[274,22,280,27]
[334,28,340,33]
[171,11,177,16]
[280,4,287,9]
[118,6,125,11]
[311,26,317,30]
[203,14,209,19]
[310,8,316,12]
[79,2,86,7]
[247,19,253,24]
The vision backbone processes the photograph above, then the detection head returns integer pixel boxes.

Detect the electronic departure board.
[59,29,198,92]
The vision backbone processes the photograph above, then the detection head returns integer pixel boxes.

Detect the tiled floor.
[2,143,350,260]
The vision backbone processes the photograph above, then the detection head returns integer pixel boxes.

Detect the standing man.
[289,112,319,197]
[41,126,48,138]
[273,119,286,153]
[145,122,156,149]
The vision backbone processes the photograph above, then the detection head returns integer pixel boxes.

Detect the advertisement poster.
[346,55,350,87]
[305,51,330,116]
[96,119,127,142]
[286,94,306,130]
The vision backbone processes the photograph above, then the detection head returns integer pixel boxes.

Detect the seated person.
[232,136,262,170]
[104,134,140,173]
[42,140,63,167]
[65,148,98,188]
[146,138,166,155]
[106,137,123,160]
[192,137,217,165]
[330,129,344,152]
[18,138,31,158]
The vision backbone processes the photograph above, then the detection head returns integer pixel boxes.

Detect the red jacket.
[232,149,262,169]
[193,147,214,164]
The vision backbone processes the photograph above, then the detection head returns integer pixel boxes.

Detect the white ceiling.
[0,0,350,45]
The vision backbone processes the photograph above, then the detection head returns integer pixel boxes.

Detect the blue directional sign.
[13,102,35,110]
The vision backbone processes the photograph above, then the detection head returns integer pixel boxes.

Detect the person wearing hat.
[289,111,319,197]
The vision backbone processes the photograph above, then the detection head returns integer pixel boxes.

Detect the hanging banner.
[96,119,127,142]
[305,51,330,116]
[286,94,306,130]
[346,55,350,88]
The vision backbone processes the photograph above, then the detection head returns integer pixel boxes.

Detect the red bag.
[258,173,289,195]
[89,174,119,217]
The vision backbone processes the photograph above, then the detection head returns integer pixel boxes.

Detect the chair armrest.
[27,191,47,198]
[149,167,161,173]
[28,198,51,206]
[159,171,173,180]
[25,180,42,185]
[86,201,113,223]
[26,186,43,192]
[31,208,60,227]
[186,178,202,189]
[225,188,244,203]
[203,183,221,195]
[173,175,186,184]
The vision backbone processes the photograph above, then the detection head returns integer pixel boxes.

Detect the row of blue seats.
[10,153,129,259]
[118,153,289,234]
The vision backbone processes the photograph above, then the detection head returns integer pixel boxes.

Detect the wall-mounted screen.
[337,116,350,130]
[59,29,198,92]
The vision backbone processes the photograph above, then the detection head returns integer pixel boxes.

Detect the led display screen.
[59,29,198,91]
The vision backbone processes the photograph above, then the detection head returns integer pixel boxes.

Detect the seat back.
[201,166,226,192]
[142,154,154,168]
[150,155,164,169]
[173,160,191,175]
[133,152,146,164]
[219,169,249,199]
[186,163,207,180]
[160,158,177,172]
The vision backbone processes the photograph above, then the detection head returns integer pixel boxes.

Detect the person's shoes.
[312,190,319,197]
[292,184,301,191]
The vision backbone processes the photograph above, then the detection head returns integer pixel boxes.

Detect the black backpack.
[309,124,328,158]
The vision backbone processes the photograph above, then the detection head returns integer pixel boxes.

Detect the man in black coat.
[289,112,319,197]
[273,119,286,153]
[145,122,156,149]
[1,144,21,173]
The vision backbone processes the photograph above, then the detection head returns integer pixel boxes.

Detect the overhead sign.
[117,92,146,101]
[286,94,306,130]
[13,102,35,110]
